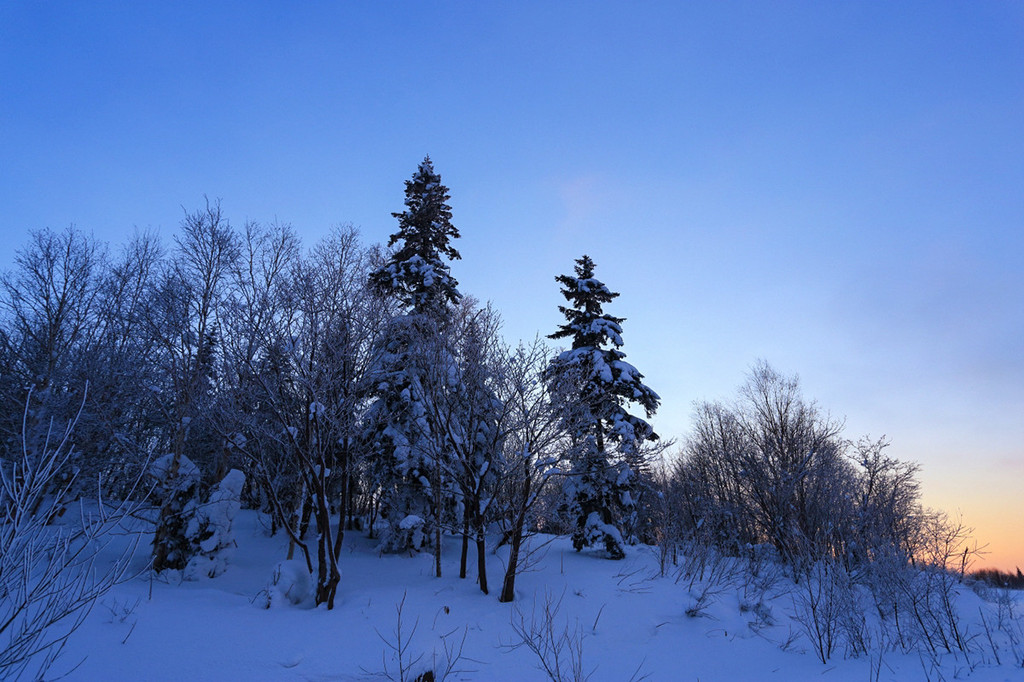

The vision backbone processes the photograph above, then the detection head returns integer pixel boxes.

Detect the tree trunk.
[368,493,378,540]
[334,458,348,562]
[298,491,314,540]
[315,523,340,609]
[333,511,346,562]
[460,513,470,579]
[475,523,488,595]
[344,470,357,530]
[499,510,524,603]
[434,465,442,578]
[312,476,340,609]
[499,468,531,603]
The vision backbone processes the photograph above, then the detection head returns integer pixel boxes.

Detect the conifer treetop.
[549,254,625,351]
[371,156,462,312]
[547,254,660,437]
[388,156,461,262]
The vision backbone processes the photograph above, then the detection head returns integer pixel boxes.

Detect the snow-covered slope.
[57,511,1023,681]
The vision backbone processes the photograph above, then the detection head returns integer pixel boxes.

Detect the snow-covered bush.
[580,510,626,560]
[185,469,245,579]
[149,453,201,572]
[790,561,858,663]
[380,513,427,555]
[263,559,314,608]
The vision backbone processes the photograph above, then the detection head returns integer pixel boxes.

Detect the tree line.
[0,158,979,617]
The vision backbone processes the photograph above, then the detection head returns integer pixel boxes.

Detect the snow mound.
[264,560,314,609]
[184,469,245,580]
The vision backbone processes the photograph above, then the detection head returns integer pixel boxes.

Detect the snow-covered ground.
[54,511,1023,681]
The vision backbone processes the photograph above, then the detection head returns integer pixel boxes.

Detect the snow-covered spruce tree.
[185,468,245,579]
[364,157,461,560]
[545,255,659,560]
[147,452,201,571]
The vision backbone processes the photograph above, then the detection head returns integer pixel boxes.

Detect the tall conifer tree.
[546,255,660,559]
[364,157,461,555]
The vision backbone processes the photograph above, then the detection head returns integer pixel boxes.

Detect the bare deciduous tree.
[220,225,384,608]
[672,362,853,568]
[0,226,107,510]
[1,388,139,680]
[145,200,238,572]
[498,339,567,603]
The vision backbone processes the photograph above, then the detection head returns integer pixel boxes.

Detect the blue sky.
[2,2,1022,567]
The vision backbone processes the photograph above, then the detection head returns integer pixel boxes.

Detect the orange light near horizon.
[922,466,1024,575]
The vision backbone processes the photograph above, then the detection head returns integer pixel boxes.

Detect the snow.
[583,511,624,549]
[226,431,247,450]
[184,469,245,579]
[586,317,624,346]
[48,510,1024,681]
[147,454,200,490]
[265,559,314,609]
[399,514,425,530]
[575,277,613,298]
